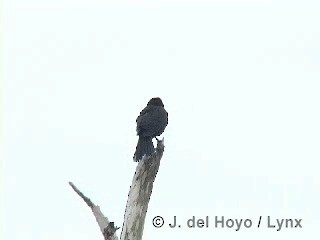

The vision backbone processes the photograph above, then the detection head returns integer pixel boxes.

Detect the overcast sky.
[3,0,320,239]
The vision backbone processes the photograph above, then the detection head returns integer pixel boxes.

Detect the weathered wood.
[69,138,165,240]
[69,182,120,240]
[120,139,165,240]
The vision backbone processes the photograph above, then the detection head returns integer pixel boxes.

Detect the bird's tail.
[133,136,154,162]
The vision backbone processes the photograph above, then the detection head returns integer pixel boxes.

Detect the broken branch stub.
[120,139,165,240]
[69,182,120,240]
[69,138,165,240]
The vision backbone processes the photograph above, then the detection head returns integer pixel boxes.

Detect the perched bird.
[133,97,168,162]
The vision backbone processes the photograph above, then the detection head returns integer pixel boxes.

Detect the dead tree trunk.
[69,139,165,240]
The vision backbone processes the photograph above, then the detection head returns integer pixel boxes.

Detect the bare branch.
[69,138,165,240]
[69,182,120,240]
[120,138,165,240]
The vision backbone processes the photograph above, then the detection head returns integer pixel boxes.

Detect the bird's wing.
[136,106,168,137]
[136,106,152,135]
[136,106,150,123]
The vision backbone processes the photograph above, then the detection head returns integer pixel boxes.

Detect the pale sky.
[3,0,320,239]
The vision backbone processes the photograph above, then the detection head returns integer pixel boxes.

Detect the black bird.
[133,97,168,162]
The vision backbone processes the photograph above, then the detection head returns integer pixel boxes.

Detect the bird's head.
[148,97,164,107]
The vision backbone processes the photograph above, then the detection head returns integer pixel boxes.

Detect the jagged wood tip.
[121,138,165,240]
[69,181,94,207]
[69,182,119,240]
[69,138,166,240]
